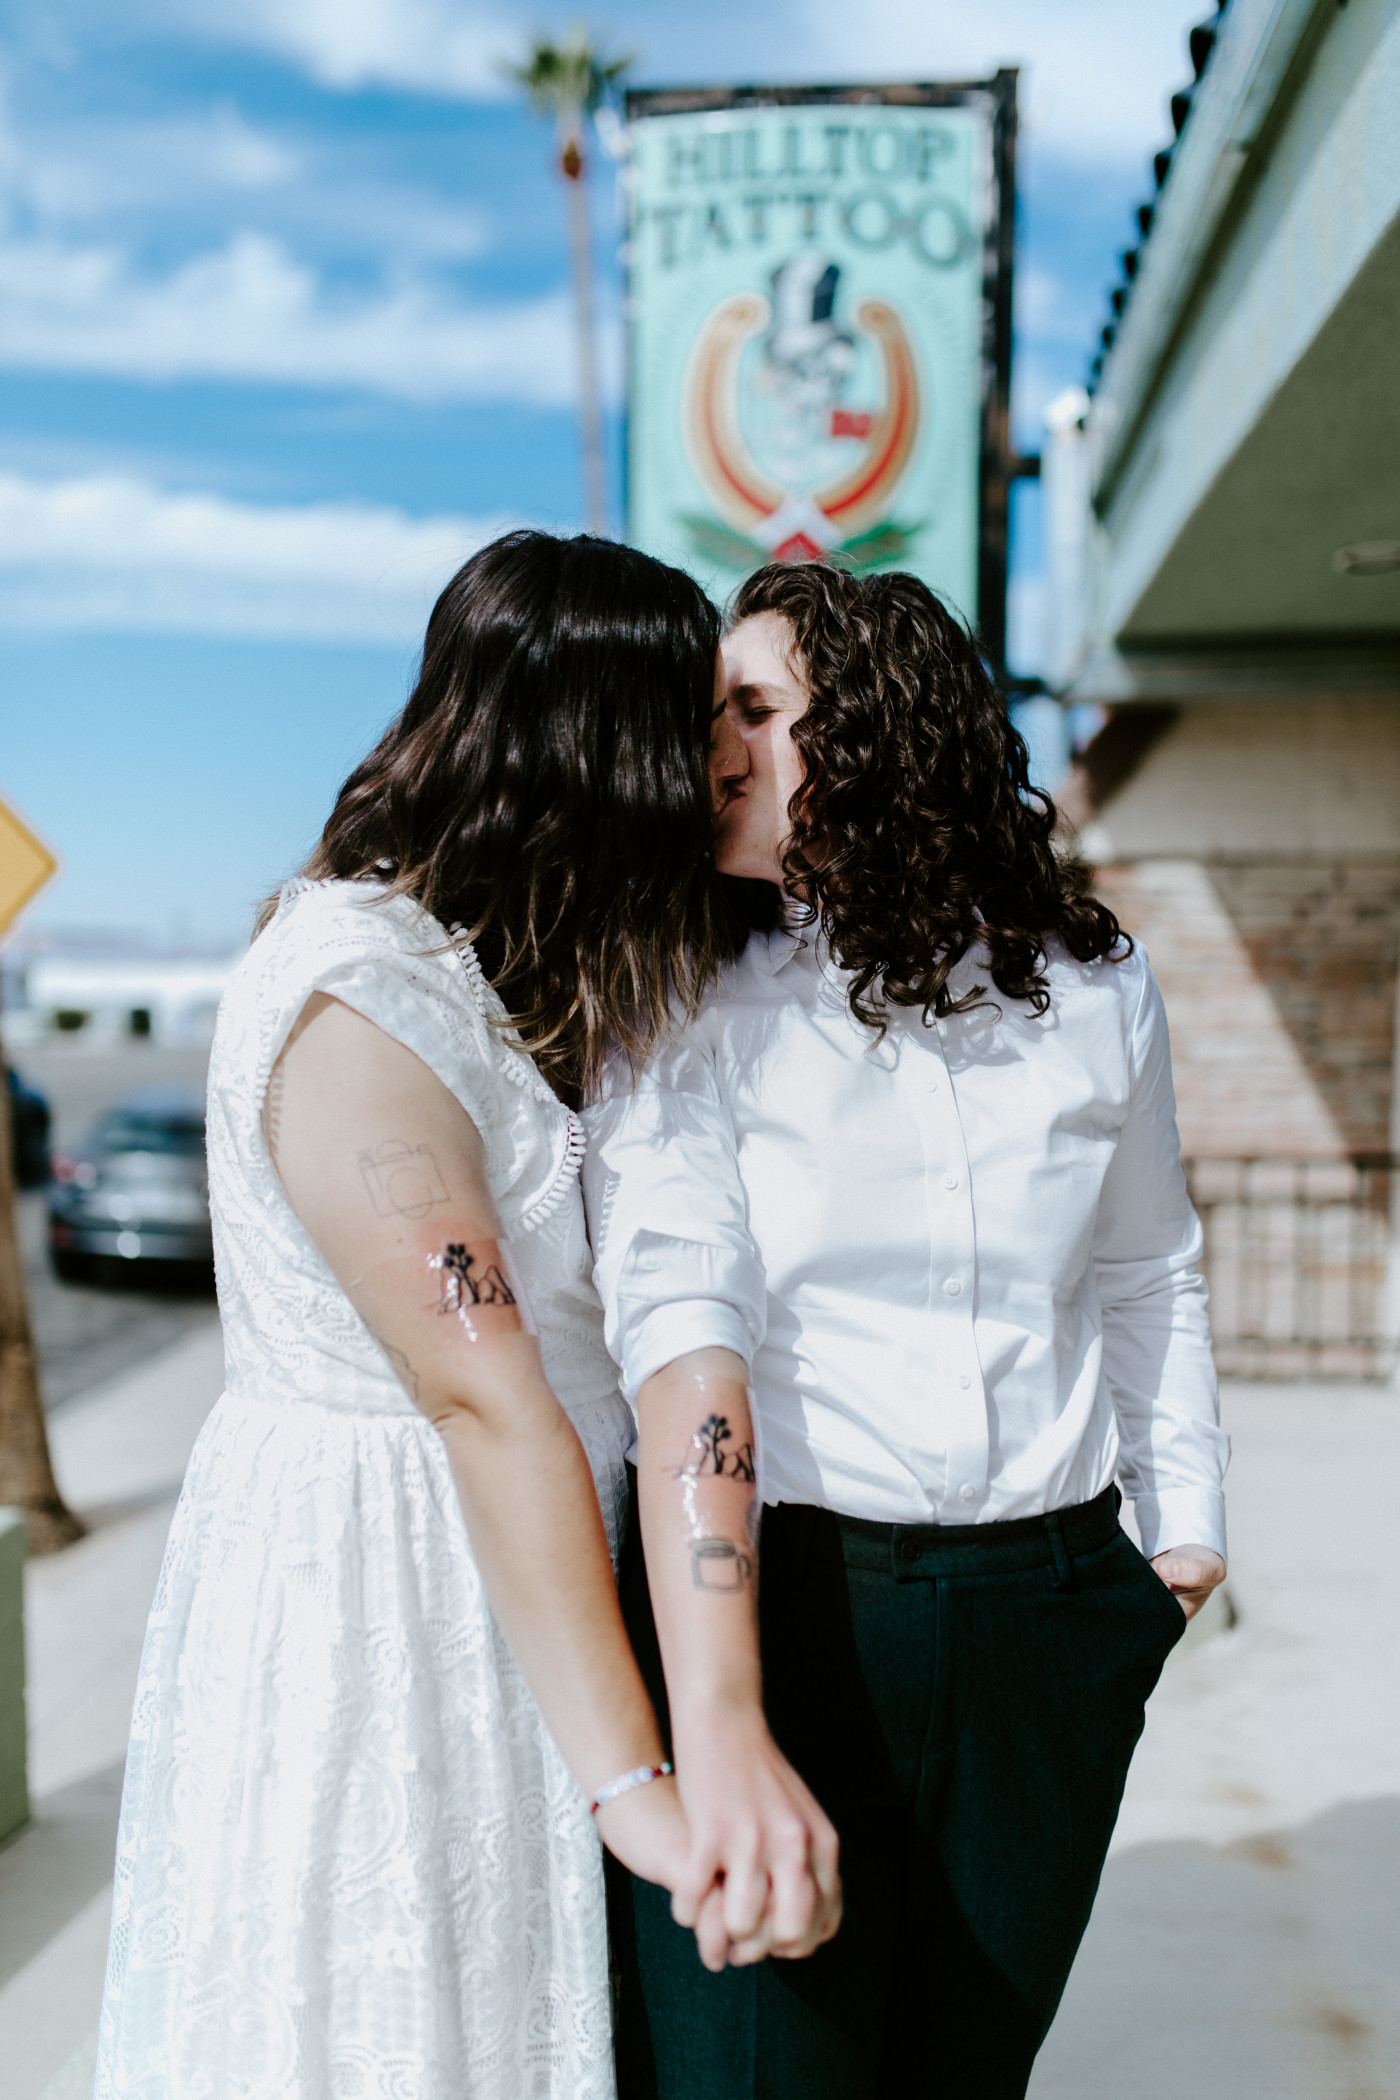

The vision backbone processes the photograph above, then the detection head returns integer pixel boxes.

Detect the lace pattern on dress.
[92,876,630,2100]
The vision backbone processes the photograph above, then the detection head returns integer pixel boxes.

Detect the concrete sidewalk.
[2,1353,1396,2100]
[1032,1386,1400,2100]
[0,1317,223,2100]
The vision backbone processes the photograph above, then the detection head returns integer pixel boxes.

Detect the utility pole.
[510,29,630,537]
[0,796,81,1553]
[0,1022,81,1554]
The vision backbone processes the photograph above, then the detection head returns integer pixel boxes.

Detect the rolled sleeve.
[581,1019,767,1404]
[618,1232,762,1398]
[1094,955,1230,1562]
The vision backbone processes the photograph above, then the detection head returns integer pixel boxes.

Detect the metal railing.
[1183,1156,1400,1380]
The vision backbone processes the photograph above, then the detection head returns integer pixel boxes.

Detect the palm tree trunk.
[0,1027,82,1554]
[566,167,608,536]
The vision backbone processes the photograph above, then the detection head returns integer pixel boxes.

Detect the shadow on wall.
[1090,857,1400,1159]
[1204,859,1400,1153]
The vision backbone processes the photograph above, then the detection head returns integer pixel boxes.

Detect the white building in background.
[6,950,239,1047]
[1047,0,1400,1375]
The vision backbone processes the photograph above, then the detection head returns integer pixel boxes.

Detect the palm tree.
[509,29,630,536]
[0,1026,82,1553]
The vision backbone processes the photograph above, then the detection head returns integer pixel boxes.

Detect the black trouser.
[610,1480,1186,2100]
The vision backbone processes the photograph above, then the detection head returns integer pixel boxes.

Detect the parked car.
[7,1066,51,1188]
[48,1084,212,1281]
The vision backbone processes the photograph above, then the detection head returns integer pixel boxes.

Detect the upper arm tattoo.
[431,1243,517,1320]
[359,1138,451,1219]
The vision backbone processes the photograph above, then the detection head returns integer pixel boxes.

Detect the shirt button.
[944,1172,959,1189]
[960,1483,977,1503]
[944,1277,962,1297]
[898,1537,922,1564]
[959,1375,972,1390]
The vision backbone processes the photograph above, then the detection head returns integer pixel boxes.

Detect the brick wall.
[1094,857,1400,1159]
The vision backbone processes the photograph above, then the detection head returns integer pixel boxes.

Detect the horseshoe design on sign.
[681,268,922,569]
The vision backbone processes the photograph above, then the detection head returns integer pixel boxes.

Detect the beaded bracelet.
[589,1761,674,1816]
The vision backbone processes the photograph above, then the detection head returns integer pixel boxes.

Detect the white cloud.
[0,80,492,267]
[1015,265,1075,338]
[0,91,295,222]
[172,0,516,97]
[0,230,588,402]
[798,0,1205,168]
[0,471,521,642]
[39,0,1202,160]
[1006,569,1048,681]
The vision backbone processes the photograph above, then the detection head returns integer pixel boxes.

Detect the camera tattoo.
[677,1413,756,1485]
[359,1138,450,1220]
[691,1539,754,1591]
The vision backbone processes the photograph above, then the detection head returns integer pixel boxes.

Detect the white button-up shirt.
[581,928,1228,1560]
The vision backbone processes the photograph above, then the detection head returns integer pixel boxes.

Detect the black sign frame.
[623,73,1020,675]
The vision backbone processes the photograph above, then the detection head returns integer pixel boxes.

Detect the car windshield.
[95,1111,206,1158]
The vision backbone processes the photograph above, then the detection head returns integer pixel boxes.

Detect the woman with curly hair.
[584,561,1228,2100]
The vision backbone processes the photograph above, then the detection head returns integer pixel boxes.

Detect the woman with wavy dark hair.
[584,561,1228,2100]
[93,532,837,2100]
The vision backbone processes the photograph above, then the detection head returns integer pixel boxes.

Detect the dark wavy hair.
[726,562,1125,1025]
[280,530,725,1101]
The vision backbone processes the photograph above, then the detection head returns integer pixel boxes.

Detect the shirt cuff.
[1132,1486,1227,1563]
[622,1300,755,1404]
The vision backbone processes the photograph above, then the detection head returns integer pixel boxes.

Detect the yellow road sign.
[0,795,58,941]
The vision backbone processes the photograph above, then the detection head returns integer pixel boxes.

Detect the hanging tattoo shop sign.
[624,83,1015,629]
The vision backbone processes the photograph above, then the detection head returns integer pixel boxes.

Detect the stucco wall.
[1077,696,1400,862]
[1081,696,1400,1159]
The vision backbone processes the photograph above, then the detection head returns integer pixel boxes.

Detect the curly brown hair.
[727,562,1125,1025]
[277,531,726,1103]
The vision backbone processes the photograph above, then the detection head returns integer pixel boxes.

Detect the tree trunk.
[0,1029,82,1554]
[566,164,608,537]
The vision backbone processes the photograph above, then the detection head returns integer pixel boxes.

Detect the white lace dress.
[93,879,633,2100]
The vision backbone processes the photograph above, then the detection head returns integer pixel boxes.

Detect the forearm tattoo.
[673,1410,759,1593]
[360,1138,450,1219]
[691,1539,754,1591]
[677,1413,756,1484]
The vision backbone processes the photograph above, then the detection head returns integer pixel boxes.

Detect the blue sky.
[0,0,1207,947]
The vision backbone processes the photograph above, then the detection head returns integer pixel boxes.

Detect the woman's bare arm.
[266,992,686,1891]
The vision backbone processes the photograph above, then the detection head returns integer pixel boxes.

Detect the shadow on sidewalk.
[0,1761,123,1990]
[1032,1795,1400,2100]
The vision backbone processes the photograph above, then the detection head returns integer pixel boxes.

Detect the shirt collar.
[757,918,810,976]
[755,915,995,990]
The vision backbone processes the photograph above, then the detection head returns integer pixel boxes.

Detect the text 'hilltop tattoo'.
[678,1413,756,1485]
[431,1243,517,1318]
[359,1139,450,1221]
[691,1539,754,1592]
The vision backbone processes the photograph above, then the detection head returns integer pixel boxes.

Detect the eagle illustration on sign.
[680,253,922,573]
